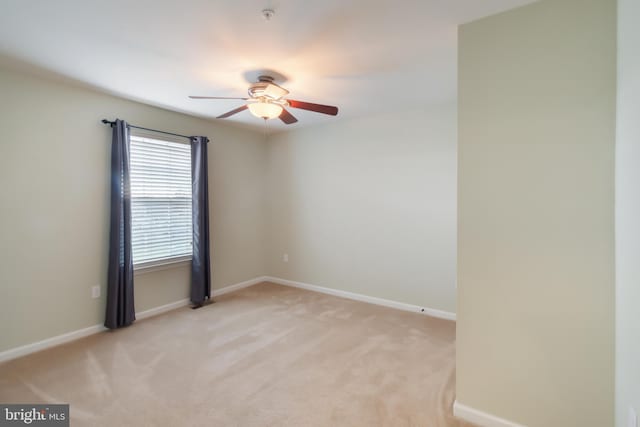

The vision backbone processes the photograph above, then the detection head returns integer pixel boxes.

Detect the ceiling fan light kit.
[189,74,339,125]
[248,101,283,120]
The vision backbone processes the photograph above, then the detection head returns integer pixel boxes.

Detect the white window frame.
[129,129,193,273]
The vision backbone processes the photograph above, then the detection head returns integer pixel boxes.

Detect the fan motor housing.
[248,76,289,100]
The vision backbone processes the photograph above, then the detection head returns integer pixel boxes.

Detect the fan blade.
[287,100,338,116]
[279,108,298,125]
[217,105,248,119]
[190,96,249,100]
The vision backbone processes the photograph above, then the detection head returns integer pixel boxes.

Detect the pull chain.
[263,118,269,139]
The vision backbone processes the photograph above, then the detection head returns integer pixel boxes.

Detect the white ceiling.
[0,0,534,132]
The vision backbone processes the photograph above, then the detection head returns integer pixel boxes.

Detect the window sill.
[134,256,192,276]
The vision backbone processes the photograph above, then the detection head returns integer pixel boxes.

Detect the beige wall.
[457,0,616,426]
[615,0,640,425]
[0,66,267,352]
[266,105,457,313]
[0,62,458,354]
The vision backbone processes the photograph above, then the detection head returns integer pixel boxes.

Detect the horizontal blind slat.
[130,135,193,265]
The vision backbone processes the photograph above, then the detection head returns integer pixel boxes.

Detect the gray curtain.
[190,136,211,306]
[105,119,136,329]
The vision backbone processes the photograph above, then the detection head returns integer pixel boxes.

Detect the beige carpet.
[0,282,473,427]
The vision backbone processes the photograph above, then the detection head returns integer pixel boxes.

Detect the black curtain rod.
[101,119,191,140]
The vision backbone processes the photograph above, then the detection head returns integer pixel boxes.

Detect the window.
[129,133,192,267]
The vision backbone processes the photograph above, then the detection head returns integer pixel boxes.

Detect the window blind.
[129,134,192,265]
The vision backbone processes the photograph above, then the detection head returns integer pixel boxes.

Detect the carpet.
[0,282,473,426]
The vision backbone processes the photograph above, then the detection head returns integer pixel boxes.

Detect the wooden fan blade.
[190,96,249,100]
[287,100,338,116]
[279,108,298,125]
[217,105,248,119]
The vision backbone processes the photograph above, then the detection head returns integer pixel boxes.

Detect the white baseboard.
[0,276,266,364]
[0,323,107,364]
[453,401,526,427]
[0,275,454,363]
[263,276,456,321]
[213,276,268,297]
[136,298,190,320]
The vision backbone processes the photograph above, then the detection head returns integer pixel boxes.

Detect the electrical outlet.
[283,253,289,262]
[629,407,637,427]
[91,285,101,299]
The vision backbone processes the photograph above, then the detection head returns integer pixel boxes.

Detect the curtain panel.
[190,136,212,306]
[105,119,136,329]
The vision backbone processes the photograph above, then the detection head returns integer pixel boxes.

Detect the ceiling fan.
[189,75,339,125]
